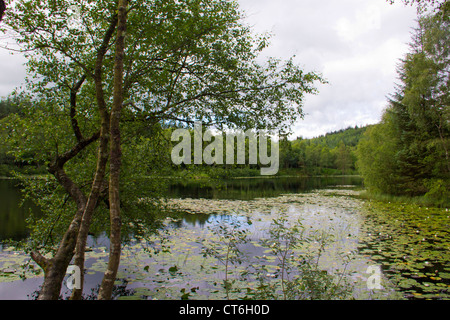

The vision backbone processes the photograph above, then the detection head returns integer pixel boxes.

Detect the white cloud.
[0,50,27,98]
[335,4,382,42]
[239,0,417,138]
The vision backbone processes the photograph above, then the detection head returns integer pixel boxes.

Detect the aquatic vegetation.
[0,246,41,282]
[199,219,250,300]
[245,215,355,300]
[359,201,450,299]
[1,184,448,300]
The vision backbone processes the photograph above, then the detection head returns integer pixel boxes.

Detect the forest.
[1,98,366,178]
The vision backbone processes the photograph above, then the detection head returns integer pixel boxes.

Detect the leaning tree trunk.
[69,121,110,300]
[32,116,101,300]
[33,162,88,300]
[98,0,128,300]
[32,14,118,300]
[32,209,84,300]
[69,17,118,301]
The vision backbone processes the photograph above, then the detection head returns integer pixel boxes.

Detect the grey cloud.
[0,51,27,97]
[239,0,417,138]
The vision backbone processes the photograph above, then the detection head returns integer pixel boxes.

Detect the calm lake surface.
[0,176,449,300]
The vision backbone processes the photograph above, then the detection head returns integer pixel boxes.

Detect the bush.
[201,215,354,300]
[424,179,450,207]
[0,164,12,176]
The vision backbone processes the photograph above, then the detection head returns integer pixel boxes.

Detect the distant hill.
[302,125,370,148]
[279,125,372,175]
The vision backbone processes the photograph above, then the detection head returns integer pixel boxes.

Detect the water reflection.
[0,176,363,242]
[169,176,363,200]
[1,176,402,300]
[171,213,252,230]
[0,179,41,242]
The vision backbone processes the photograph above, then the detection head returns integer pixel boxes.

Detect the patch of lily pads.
[0,246,43,283]
[359,200,450,300]
[1,187,448,300]
[108,189,399,300]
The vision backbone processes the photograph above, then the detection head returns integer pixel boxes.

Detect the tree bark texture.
[34,164,87,300]
[98,0,128,300]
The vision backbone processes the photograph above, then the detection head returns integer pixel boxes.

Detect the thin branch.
[51,131,100,169]
[70,75,87,142]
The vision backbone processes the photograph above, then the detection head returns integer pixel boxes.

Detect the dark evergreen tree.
[357,10,449,204]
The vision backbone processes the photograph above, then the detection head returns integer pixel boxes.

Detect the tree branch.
[53,131,100,169]
[70,75,87,142]
[0,0,5,22]
[30,251,51,272]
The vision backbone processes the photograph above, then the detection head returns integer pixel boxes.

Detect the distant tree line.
[278,126,367,175]
[1,98,367,178]
[163,124,367,177]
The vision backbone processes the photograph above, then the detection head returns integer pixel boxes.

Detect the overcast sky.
[0,0,418,139]
[238,0,418,138]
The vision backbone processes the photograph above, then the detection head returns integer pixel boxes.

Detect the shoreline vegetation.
[356,190,450,209]
[2,110,447,209]
[1,137,447,209]
[2,168,447,209]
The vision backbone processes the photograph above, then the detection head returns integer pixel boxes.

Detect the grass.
[356,190,449,209]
